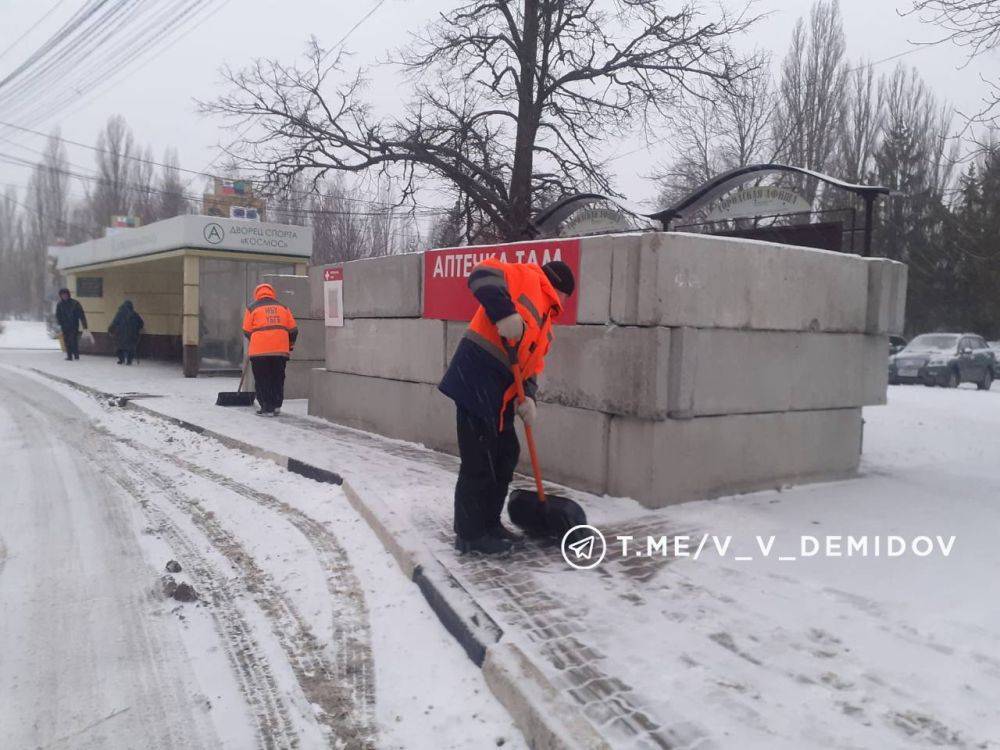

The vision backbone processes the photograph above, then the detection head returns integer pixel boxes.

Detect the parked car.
[889,333,996,389]
[889,335,907,355]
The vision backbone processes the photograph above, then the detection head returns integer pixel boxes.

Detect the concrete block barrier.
[325,318,447,384]
[890,261,908,335]
[668,330,889,417]
[611,232,870,332]
[308,264,329,319]
[540,325,670,419]
[345,252,424,318]
[575,235,617,324]
[284,359,324,399]
[865,259,893,335]
[608,408,862,508]
[514,401,610,495]
[262,274,312,319]
[292,318,325,360]
[309,369,456,453]
[309,253,424,319]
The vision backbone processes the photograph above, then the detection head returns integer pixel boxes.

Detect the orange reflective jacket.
[464,259,562,426]
[243,283,298,358]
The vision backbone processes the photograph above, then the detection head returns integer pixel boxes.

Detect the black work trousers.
[62,328,79,358]
[454,405,520,541]
[251,356,287,412]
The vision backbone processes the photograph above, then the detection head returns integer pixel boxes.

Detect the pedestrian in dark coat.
[55,288,88,361]
[108,300,144,365]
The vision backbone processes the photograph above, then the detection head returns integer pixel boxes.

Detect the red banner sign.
[323,267,343,281]
[422,238,580,324]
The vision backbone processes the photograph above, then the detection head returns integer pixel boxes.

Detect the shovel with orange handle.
[504,339,589,545]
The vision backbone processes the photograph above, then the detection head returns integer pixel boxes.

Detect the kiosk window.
[76,277,103,297]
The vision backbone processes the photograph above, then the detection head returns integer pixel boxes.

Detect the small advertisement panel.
[323,267,344,327]
[422,238,581,324]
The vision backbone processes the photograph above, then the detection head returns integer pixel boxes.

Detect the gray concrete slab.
[611,232,870,332]
[513,401,610,495]
[261,274,312,319]
[890,261,908,336]
[308,369,457,453]
[292,318,325,361]
[324,318,447,384]
[345,252,424,318]
[310,254,424,319]
[576,235,617,324]
[608,408,862,508]
[540,325,670,419]
[307,264,329,319]
[284,359,323,400]
[865,259,893,335]
[668,330,888,417]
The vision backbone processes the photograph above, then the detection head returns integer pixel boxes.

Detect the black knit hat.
[542,260,575,297]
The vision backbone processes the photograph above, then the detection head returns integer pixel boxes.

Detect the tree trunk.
[507,0,540,241]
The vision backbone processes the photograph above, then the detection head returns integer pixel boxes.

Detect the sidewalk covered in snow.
[5,349,999,748]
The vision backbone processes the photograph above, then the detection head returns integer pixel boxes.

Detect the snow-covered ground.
[0,319,59,350]
[0,356,525,749]
[3,349,1000,749]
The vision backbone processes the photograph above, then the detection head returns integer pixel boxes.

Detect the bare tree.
[657,58,776,204]
[86,115,135,233]
[773,0,849,203]
[835,63,884,184]
[157,148,190,220]
[905,1,1000,132]
[203,0,759,241]
[131,145,157,226]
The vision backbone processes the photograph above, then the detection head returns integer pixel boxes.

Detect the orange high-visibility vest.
[463,259,562,425]
[243,283,298,358]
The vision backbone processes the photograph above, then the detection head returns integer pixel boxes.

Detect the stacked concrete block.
[865,258,908,336]
[309,253,424,319]
[306,233,906,509]
[309,368,456,453]
[608,408,863,507]
[666,328,889,418]
[324,318,447,384]
[611,232,870,332]
[260,274,324,399]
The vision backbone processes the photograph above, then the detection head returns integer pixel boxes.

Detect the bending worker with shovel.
[439,258,575,555]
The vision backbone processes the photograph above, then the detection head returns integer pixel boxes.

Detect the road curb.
[27,366,600,749]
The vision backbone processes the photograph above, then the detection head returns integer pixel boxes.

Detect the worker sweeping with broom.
[439,257,576,555]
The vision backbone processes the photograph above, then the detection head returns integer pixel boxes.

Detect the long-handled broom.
[505,344,589,545]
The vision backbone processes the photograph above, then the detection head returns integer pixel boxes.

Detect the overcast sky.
[1,0,997,220]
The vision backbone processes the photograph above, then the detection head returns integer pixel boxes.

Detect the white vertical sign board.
[324,267,344,327]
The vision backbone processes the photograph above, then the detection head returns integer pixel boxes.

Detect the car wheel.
[978,369,993,391]
[923,380,936,387]
[946,369,960,388]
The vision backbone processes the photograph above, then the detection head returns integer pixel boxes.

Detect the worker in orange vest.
[243,283,298,416]
[439,259,575,555]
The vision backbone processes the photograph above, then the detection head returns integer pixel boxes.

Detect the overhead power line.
[0,0,71,65]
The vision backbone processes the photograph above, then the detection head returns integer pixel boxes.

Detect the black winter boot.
[455,534,513,555]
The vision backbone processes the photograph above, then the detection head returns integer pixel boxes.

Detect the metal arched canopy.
[649,163,890,225]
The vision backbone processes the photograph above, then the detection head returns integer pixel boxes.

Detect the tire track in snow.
[0,370,290,749]
[114,437,378,749]
[103,462,300,750]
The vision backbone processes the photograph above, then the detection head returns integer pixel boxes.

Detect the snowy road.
[0,367,226,749]
[0,363,525,750]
